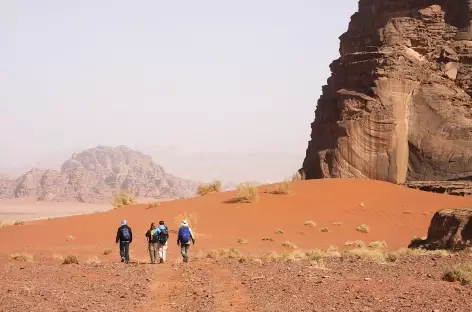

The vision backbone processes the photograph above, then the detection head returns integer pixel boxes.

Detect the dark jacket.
[145,228,156,243]
[116,225,133,243]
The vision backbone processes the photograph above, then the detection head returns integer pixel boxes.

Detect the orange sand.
[1,179,472,262]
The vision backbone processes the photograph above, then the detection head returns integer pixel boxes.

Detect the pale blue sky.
[1,1,358,181]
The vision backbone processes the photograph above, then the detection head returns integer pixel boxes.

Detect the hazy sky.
[1,1,358,180]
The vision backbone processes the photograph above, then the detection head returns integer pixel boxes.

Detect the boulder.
[411,208,472,250]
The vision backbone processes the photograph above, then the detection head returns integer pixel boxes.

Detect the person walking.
[145,222,158,264]
[116,220,133,264]
[155,220,169,263]
[177,219,195,263]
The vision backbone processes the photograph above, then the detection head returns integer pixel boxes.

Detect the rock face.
[0,146,197,203]
[411,208,472,250]
[302,1,472,183]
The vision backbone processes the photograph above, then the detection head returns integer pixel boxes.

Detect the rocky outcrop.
[0,146,197,203]
[302,1,472,183]
[405,180,472,196]
[411,208,472,250]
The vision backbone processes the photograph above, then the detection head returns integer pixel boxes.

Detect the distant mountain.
[0,146,197,203]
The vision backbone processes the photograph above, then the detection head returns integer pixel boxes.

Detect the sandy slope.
[1,179,472,261]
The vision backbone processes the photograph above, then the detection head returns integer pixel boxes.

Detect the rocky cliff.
[0,146,197,203]
[302,1,472,183]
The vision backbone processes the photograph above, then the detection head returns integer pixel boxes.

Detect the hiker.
[145,222,158,264]
[154,220,169,263]
[116,219,133,264]
[177,219,195,263]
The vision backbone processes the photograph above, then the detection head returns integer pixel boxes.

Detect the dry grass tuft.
[281,241,297,249]
[147,202,160,209]
[197,180,222,196]
[332,222,342,227]
[443,263,472,285]
[63,255,79,265]
[103,248,113,255]
[207,248,241,259]
[272,180,291,195]
[342,248,385,264]
[14,220,25,226]
[304,220,316,227]
[10,252,33,262]
[368,241,387,249]
[292,171,306,181]
[235,182,259,203]
[344,240,366,248]
[320,227,329,233]
[112,190,135,208]
[275,228,284,234]
[356,224,370,233]
[262,237,274,242]
[237,238,248,244]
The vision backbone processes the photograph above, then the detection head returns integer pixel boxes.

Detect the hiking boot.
[159,258,163,264]
[183,257,188,263]
[121,257,125,263]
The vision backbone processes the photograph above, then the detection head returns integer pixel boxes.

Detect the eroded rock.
[302,1,472,183]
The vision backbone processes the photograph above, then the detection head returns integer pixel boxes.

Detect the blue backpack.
[178,226,191,244]
[121,227,130,241]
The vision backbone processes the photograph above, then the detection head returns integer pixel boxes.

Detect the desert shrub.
[443,263,472,285]
[10,252,33,262]
[237,238,248,244]
[282,250,307,262]
[305,249,327,261]
[356,224,370,233]
[235,182,259,203]
[281,241,297,249]
[63,255,79,265]
[342,248,385,264]
[292,171,306,181]
[113,190,135,208]
[208,248,241,259]
[272,180,291,195]
[332,222,342,227]
[197,180,222,195]
[320,227,329,233]
[275,229,284,234]
[263,251,281,261]
[304,220,316,227]
[147,202,160,209]
[14,220,24,226]
[384,251,399,263]
[262,237,274,241]
[368,241,387,249]
[103,248,113,255]
[344,240,366,248]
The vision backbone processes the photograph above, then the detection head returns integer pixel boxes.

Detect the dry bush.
[147,202,160,209]
[292,171,306,181]
[403,210,413,215]
[342,248,385,264]
[356,224,370,233]
[345,240,366,248]
[85,256,101,265]
[262,237,274,241]
[103,248,113,255]
[282,250,307,262]
[304,220,316,227]
[305,249,328,261]
[112,190,135,208]
[320,227,329,233]
[207,248,241,259]
[275,229,284,234]
[332,222,342,227]
[14,220,24,226]
[10,252,33,262]
[281,241,297,249]
[63,255,79,265]
[235,182,259,203]
[272,180,291,195]
[197,180,222,196]
[263,251,281,261]
[237,238,248,244]
[368,241,387,249]
[443,263,472,285]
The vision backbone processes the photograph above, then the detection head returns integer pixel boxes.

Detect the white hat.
[181,219,188,226]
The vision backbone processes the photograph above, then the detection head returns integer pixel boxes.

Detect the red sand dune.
[2,179,472,263]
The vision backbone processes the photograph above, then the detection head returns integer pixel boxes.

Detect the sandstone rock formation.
[410,208,472,250]
[302,1,472,184]
[0,146,197,203]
